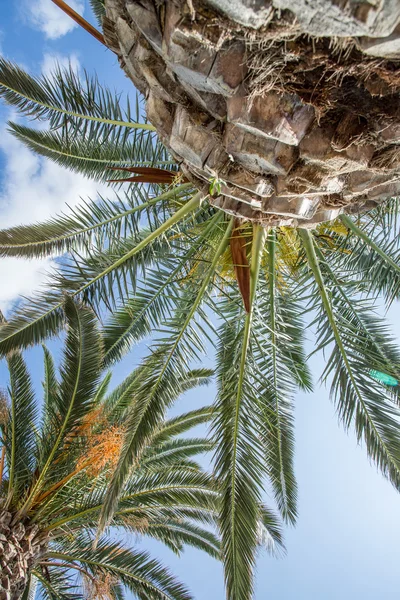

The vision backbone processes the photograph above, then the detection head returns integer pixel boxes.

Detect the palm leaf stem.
[267,230,293,523]
[227,223,267,598]
[8,125,166,171]
[340,214,400,276]
[32,466,82,508]
[51,0,107,47]
[31,468,90,525]
[0,183,192,255]
[0,87,155,133]
[39,560,93,579]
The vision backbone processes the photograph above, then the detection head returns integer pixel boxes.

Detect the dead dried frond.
[230,220,251,312]
[244,21,400,115]
[371,146,400,171]
[0,447,5,486]
[0,390,8,425]
[83,572,117,600]
[119,514,150,533]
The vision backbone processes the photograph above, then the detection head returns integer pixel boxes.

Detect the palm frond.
[47,537,193,600]
[0,297,221,600]
[40,346,60,462]
[34,568,80,600]
[141,438,214,470]
[339,213,400,305]
[122,468,218,511]
[0,190,199,357]
[8,122,169,182]
[258,504,285,557]
[313,233,400,400]
[93,371,113,406]
[89,0,106,27]
[98,218,232,535]
[45,466,218,534]
[0,292,65,357]
[0,184,189,259]
[42,346,59,412]
[5,351,37,504]
[53,191,202,307]
[144,520,220,558]
[105,372,213,425]
[213,225,269,600]
[102,211,222,365]
[149,406,214,446]
[20,297,103,514]
[98,361,214,536]
[299,229,400,491]
[249,231,312,524]
[0,59,155,134]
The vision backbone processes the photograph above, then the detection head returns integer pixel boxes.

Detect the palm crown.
[1,7,400,596]
[0,297,245,600]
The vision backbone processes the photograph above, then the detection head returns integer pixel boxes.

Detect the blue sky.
[1,2,400,598]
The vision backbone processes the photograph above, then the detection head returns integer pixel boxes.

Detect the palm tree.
[0,1,400,594]
[1,297,273,600]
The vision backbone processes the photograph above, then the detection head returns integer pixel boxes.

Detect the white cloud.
[0,258,54,314]
[27,0,85,40]
[41,52,81,77]
[0,120,107,313]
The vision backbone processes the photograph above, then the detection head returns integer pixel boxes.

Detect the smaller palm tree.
[1,297,279,600]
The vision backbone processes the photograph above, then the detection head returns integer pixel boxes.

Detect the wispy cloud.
[0,257,55,314]
[27,0,84,40]
[41,51,81,77]
[0,119,107,313]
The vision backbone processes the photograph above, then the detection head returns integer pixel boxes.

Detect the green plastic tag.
[369,370,398,387]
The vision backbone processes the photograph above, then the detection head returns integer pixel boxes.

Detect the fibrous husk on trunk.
[102,0,400,227]
[0,509,47,600]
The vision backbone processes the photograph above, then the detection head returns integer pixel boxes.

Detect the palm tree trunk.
[0,511,45,600]
[102,0,400,227]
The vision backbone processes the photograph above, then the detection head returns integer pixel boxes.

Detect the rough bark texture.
[103,0,400,227]
[0,510,46,600]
